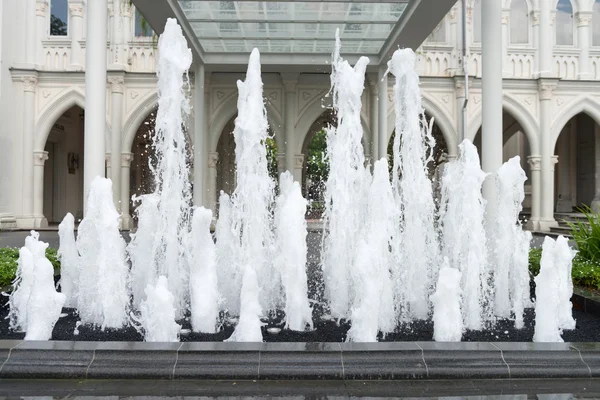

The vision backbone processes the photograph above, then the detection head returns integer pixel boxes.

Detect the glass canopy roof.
[177,1,408,55]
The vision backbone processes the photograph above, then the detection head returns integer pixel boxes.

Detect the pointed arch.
[34,88,111,151]
[551,95,600,150]
[122,91,158,154]
[468,93,540,155]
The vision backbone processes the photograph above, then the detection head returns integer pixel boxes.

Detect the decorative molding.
[294,154,305,169]
[501,10,510,25]
[281,73,299,92]
[442,94,450,103]
[208,152,219,168]
[121,153,134,167]
[268,91,278,101]
[68,3,84,17]
[527,155,541,171]
[36,1,48,16]
[21,76,38,93]
[33,151,49,166]
[576,12,593,28]
[108,76,125,94]
[120,1,133,18]
[556,97,565,107]
[42,90,51,98]
[130,91,139,99]
[538,82,556,101]
[531,11,540,26]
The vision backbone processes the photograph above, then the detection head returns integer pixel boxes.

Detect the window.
[135,10,153,37]
[50,0,68,36]
[473,0,481,44]
[556,0,574,46]
[510,0,529,44]
[593,0,600,46]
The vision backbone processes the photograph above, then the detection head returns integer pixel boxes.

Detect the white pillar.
[368,74,379,161]
[25,0,36,65]
[455,78,466,144]
[532,10,540,75]
[538,0,552,77]
[105,154,111,182]
[83,0,108,212]
[35,1,48,66]
[276,153,286,177]
[481,0,503,212]
[576,11,592,80]
[592,125,600,212]
[208,152,218,213]
[527,155,541,230]
[377,66,388,160]
[120,152,133,229]
[282,73,299,176]
[109,76,124,210]
[502,8,510,77]
[110,0,126,67]
[122,2,132,44]
[556,128,573,212]
[293,154,304,184]
[539,81,558,229]
[21,75,37,227]
[68,0,84,69]
[193,62,206,206]
[33,150,48,228]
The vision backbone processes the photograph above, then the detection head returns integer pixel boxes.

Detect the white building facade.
[0,0,599,231]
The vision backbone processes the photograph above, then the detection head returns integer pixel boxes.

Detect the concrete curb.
[0,340,598,381]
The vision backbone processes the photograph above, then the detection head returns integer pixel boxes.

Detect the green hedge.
[529,247,600,291]
[0,247,60,288]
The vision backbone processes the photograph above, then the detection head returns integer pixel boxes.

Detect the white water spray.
[215,192,241,315]
[321,30,370,320]
[58,213,79,308]
[76,177,129,329]
[188,207,220,333]
[274,171,313,332]
[431,260,463,342]
[8,245,36,331]
[387,48,440,321]
[139,276,181,342]
[440,140,491,330]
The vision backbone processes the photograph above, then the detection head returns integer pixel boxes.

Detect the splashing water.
[215,192,241,315]
[188,207,220,333]
[346,160,397,342]
[387,49,440,320]
[226,266,264,342]
[431,260,463,342]
[58,213,79,308]
[76,177,129,329]
[440,140,491,330]
[127,18,193,317]
[229,49,277,316]
[321,30,370,320]
[274,171,313,332]
[139,276,181,342]
[534,235,576,342]
[491,156,532,326]
[8,245,36,331]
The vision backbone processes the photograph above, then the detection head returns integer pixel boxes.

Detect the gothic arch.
[122,91,158,154]
[551,95,600,150]
[34,88,111,151]
[468,93,540,155]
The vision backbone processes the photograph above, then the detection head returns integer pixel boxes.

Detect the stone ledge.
[0,340,597,381]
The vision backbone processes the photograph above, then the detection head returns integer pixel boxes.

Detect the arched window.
[556,0,574,46]
[473,0,481,44]
[135,9,153,37]
[510,0,529,44]
[593,0,600,46]
[49,0,68,36]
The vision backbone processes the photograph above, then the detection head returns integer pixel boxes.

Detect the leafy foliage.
[0,248,61,289]
[567,206,600,263]
[50,14,67,36]
[264,137,278,181]
[306,129,329,203]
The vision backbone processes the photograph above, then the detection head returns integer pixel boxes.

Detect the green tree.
[50,14,67,36]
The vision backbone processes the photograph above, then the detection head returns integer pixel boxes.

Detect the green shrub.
[529,247,542,278]
[0,247,61,288]
[567,205,600,263]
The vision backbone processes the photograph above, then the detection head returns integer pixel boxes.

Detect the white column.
[455,78,466,144]
[120,152,133,229]
[591,124,600,212]
[538,0,552,77]
[276,153,286,177]
[368,74,379,161]
[532,10,540,75]
[21,75,37,226]
[539,81,558,229]
[109,76,124,210]
[481,0,503,212]
[450,4,460,71]
[293,154,304,184]
[110,0,126,67]
[25,0,36,65]
[377,66,388,160]
[33,150,48,228]
[556,128,573,212]
[35,1,48,66]
[68,0,84,69]
[576,11,592,80]
[282,73,299,176]
[83,0,108,212]
[105,154,111,182]
[502,8,510,77]
[526,155,541,230]
[122,2,132,44]
[207,152,218,213]
[193,62,206,206]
